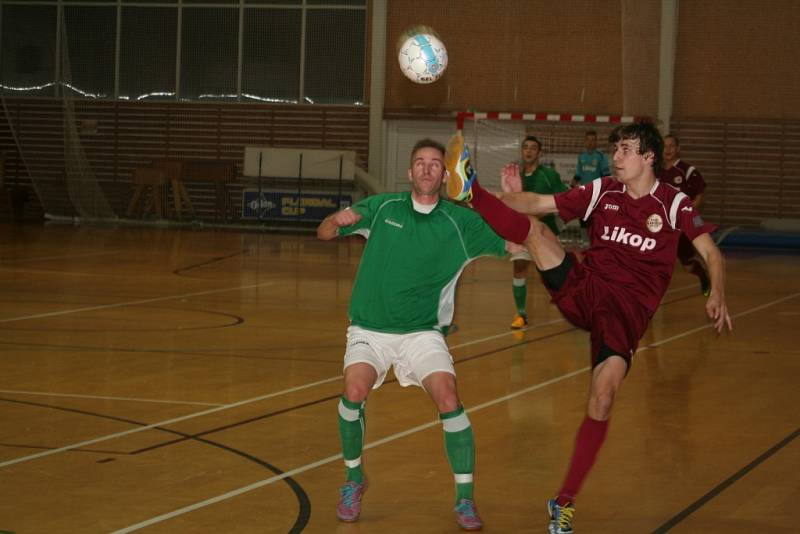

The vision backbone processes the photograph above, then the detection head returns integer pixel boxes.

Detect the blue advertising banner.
[242,190,352,221]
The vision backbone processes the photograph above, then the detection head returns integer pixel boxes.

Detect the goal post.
[455,111,643,190]
[455,111,645,245]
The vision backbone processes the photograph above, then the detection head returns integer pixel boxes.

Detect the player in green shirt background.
[501,136,569,329]
[317,138,515,531]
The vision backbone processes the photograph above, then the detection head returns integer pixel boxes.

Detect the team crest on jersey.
[646,214,663,233]
[674,176,683,184]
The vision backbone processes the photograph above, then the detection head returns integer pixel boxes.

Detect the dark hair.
[585,130,598,137]
[522,135,541,150]
[608,121,664,172]
[410,138,445,161]
[664,133,680,146]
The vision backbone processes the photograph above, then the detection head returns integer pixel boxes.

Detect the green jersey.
[522,164,569,234]
[339,191,506,334]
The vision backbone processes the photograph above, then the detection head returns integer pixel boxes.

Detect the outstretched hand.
[333,207,362,227]
[501,163,523,193]
[706,292,733,334]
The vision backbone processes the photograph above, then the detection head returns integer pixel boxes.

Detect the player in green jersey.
[318,138,515,531]
[501,136,569,330]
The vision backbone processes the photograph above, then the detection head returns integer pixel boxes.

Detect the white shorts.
[343,325,455,389]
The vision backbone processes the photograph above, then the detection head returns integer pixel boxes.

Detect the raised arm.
[317,207,362,240]
[499,162,559,215]
[692,233,733,333]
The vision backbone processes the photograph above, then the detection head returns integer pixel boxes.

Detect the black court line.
[102,292,700,456]
[172,251,246,276]
[0,442,129,455]
[0,291,701,531]
[651,426,800,533]
[126,325,580,455]
[0,339,342,365]
[0,308,245,332]
[0,397,311,533]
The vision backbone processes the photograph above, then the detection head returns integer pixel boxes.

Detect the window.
[0,5,57,96]
[180,7,239,100]
[242,8,302,104]
[0,1,367,104]
[63,6,116,98]
[119,7,177,101]
[304,9,366,104]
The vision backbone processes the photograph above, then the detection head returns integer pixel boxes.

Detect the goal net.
[456,111,640,245]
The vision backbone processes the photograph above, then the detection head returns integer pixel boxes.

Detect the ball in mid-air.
[397,31,448,84]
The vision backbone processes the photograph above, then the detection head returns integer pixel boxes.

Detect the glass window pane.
[180,8,238,100]
[304,9,365,104]
[241,8,301,103]
[183,0,239,4]
[307,0,365,5]
[63,6,116,99]
[246,0,300,4]
[0,5,57,96]
[119,7,177,101]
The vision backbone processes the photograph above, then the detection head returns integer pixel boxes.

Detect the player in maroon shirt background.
[445,121,732,534]
[659,134,712,295]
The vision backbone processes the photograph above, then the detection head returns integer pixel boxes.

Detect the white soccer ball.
[397,32,448,84]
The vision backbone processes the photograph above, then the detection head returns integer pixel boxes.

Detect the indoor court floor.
[0,223,798,533]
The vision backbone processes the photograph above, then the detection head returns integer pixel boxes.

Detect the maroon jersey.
[658,159,706,199]
[555,178,712,316]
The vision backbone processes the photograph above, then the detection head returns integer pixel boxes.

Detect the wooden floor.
[0,223,798,533]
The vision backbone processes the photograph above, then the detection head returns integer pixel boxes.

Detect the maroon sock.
[556,416,609,506]
[470,179,531,244]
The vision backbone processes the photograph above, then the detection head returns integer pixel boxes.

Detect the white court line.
[110,367,591,534]
[0,283,699,469]
[0,390,224,407]
[0,374,342,469]
[0,281,277,324]
[0,250,120,264]
[111,290,800,533]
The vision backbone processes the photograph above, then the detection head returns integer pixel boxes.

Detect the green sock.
[441,405,475,502]
[338,395,365,484]
[512,278,527,317]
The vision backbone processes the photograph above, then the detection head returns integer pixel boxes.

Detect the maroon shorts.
[542,255,651,367]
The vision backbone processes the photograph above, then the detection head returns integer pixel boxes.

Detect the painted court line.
[110,292,800,532]
[0,250,120,264]
[0,283,700,469]
[0,281,277,324]
[0,320,549,469]
[110,367,591,534]
[0,390,224,407]
[0,374,342,469]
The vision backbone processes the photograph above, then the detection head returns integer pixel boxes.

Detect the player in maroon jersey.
[445,121,732,534]
[659,134,712,295]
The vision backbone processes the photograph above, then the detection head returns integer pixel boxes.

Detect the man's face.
[584,134,598,152]
[663,137,679,163]
[521,140,540,165]
[611,138,653,183]
[408,147,445,197]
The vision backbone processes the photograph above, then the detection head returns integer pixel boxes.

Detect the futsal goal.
[455,111,644,245]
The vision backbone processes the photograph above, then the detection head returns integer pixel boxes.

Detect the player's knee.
[435,393,460,414]
[591,389,616,419]
[343,382,370,403]
[528,217,556,244]
[429,379,459,413]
